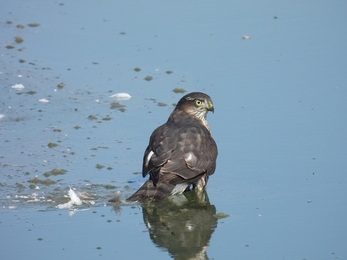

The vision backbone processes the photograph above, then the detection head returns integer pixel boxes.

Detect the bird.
[127,92,218,202]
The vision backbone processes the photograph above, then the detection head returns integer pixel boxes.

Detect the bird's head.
[175,92,214,121]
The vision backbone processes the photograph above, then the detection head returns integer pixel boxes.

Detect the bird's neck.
[169,110,210,131]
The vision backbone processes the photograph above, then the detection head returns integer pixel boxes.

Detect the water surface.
[1,1,346,259]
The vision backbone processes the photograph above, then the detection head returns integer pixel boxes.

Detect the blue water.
[1,1,346,259]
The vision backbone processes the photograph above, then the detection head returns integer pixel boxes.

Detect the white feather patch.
[56,187,82,209]
[109,93,131,100]
[171,183,189,195]
[146,150,154,164]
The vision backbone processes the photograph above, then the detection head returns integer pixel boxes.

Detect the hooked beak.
[207,101,214,113]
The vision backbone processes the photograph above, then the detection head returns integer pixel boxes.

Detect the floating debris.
[11,84,25,90]
[47,142,58,148]
[56,187,95,209]
[56,187,82,209]
[15,37,23,44]
[157,102,167,107]
[110,102,126,112]
[104,184,116,189]
[173,88,186,94]
[28,177,55,186]
[242,35,251,40]
[96,164,104,169]
[38,98,49,103]
[0,114,5,120]
[88,114,97,120]
[109,93,131,100]
[214,212,229,219]
[44,168,67,177]
[108,190,122,203]
[144,75,153,81]
[28,23,40,27]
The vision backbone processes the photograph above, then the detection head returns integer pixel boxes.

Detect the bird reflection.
[141,190,217,260]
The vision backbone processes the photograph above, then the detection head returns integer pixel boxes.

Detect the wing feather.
[127,92,218,202]
[142,116,217,186]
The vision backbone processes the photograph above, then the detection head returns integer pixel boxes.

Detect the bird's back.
[127,92,217,202]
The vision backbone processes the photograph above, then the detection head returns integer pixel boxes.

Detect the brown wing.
[143,117,217,186]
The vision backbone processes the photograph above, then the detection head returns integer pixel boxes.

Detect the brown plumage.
[127,92,218,202]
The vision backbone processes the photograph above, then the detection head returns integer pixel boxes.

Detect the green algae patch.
[16,183,25,189]
[158,102,167,107]
[6,45,14,49]
[74,125,81,129]
[96,164,104,169]
[44,168,68,177]
[47,142,58,148]
[166,70,173,74]
[104,184,116,189]
[28,23,40,27]
[102,116,112,121]
[107,166,113,170]
[54,196,69,204]
[28,177,56,186]
[57,83,64,89]
[110,102,126,112]
[144,75,153,81]
[88,114,97,120]
[173,88,186,94]
[15,37,23,44]
[26,90,36,95]
[214,212,229,219]
[134,67,141,72]
[52,169,67,175]
[53,128,62,132]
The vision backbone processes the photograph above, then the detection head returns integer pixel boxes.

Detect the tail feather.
[127,180,175,202]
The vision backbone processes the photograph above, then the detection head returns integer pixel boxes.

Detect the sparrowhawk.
[127,92,218,202]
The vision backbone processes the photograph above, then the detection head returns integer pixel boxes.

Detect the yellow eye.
[195,99,203,106]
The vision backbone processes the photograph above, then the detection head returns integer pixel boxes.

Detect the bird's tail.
[126,180,175,202]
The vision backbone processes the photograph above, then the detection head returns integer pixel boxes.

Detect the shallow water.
[1,0,347,259]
